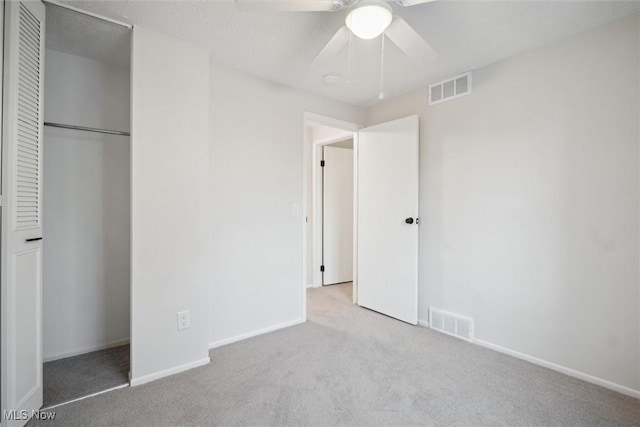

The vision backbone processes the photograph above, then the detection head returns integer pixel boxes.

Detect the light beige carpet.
[29,283,639,426]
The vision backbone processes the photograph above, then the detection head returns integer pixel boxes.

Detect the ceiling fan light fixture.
[345,0,393,40]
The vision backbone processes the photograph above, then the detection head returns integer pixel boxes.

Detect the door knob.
[405,217,414,224]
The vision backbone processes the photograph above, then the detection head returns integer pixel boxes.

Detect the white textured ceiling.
[57,0,640,106]
[46,3,131,67]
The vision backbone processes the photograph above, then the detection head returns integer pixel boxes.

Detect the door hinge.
[320,265,325,272]
[320,160,325,167]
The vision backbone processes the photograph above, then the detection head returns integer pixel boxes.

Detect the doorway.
[41,3,131,408]
[302,113,420,325]
[302,114,359,318]
[321,139,354,286]
[1,1,133,419]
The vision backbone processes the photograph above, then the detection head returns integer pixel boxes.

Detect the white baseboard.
[130,357,211,387]
[209,318,305,350]
[474,338,640,399]
[417,319,429,327]
[44,338,130,362]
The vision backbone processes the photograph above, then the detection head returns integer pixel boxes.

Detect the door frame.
[1,0,7,421]
[302,112,360,320]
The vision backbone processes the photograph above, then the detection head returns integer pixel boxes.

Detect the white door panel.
[14,247,42,401]
[322,146,353,285]
[357,115,419,325]
[1,1,46,425]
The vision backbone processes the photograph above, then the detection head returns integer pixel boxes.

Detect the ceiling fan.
[235,0,437,65]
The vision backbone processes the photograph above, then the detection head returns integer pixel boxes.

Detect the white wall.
[366,15,640,394]
[131,27,211,384]
[42,50,130,361]
[209,63,365,346]
[312,125,351,142]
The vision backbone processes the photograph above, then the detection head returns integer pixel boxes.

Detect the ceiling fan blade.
[393,0,437,6]
[311,25,350,65]
[235,0,343,12]
[385,16,436,62]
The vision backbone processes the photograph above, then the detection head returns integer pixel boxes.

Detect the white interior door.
[322,145,353,285]
[1,1,45,425]
[357,115,419,324]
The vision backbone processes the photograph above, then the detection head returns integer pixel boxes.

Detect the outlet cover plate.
[177,310,190,330]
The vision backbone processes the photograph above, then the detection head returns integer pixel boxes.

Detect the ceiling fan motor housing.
[345,0,394,40]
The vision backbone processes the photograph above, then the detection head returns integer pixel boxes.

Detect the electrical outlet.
[177,310,190,331]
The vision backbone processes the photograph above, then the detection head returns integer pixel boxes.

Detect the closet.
[41,3,131,407]
[3,1,210,420]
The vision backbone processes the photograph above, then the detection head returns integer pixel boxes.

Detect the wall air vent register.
[429,72,472,106]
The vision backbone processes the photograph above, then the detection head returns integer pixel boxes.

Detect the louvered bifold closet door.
[16,2,42,228]
[1,1,46,425]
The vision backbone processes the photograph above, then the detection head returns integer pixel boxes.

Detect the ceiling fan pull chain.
[346,29,353,85]
[378,35,385,99]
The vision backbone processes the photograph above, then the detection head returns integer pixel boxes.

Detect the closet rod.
[44,122,131,137]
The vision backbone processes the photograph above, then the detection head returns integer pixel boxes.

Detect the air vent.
[428,72,472,106]
[429,308,474,342]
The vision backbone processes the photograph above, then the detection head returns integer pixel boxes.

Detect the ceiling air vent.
[428,72,472,106]
[429,308,474,342]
